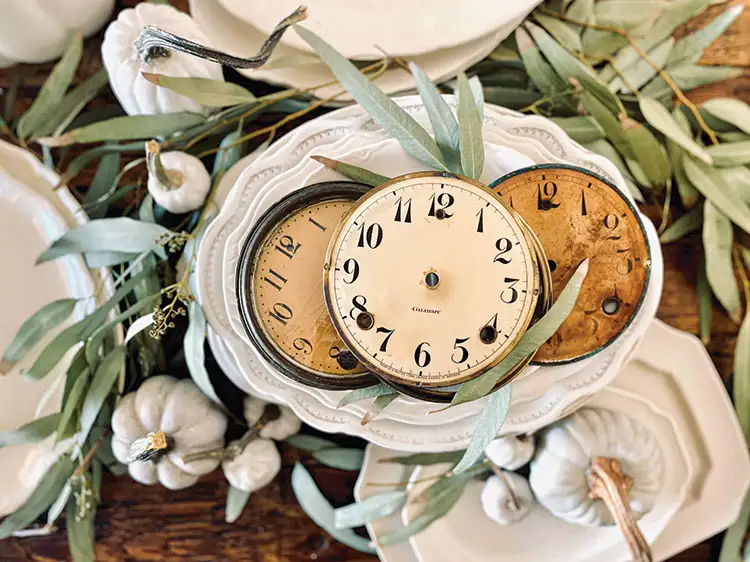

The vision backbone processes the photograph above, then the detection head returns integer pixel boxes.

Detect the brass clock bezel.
[236,181,378,390]
[490,163,652,365]
[322,170,544,390]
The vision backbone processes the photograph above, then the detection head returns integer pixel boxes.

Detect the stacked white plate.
[356,319,750,562]
[0,140,119,516]
[196,96,664,452]
[188,0,543,98]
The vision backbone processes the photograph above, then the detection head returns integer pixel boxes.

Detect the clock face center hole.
[602,296,621,316]
[480,325,498,344]
[356,311,375,330]
[435,208,447,220]
[424,270,440,289]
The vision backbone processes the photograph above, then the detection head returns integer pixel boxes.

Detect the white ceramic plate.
[405,385,692,562]
[216,0,542,59]
[189,0,525,99]
[356,319,750,562]
[0,139,120,516]
[197,96,664,450]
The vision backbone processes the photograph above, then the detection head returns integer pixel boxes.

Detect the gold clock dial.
[237,182,376,389]
[324,172,541,388]
[491,165,650,364]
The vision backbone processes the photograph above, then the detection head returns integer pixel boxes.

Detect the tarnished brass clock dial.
[491,165,650,364]
[324,171,543,389]
[236,182,376,390]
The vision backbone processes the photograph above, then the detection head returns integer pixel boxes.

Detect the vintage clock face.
[324,172,541,388]
[491,165,650,364]
[236,182,376,390]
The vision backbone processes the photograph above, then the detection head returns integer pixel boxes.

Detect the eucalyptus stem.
[519,88,576,113]
[540,7,719,144]
[136,6,306,66]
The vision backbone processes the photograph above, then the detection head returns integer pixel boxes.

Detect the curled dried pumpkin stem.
[146,140,183,190]
[135,6,307,66]
[587,456,653,562]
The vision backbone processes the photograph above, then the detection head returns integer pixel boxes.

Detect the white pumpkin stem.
[146,140,183,190]
[488,460,520,512]
[127,430,169,463]
[587,457,653,562]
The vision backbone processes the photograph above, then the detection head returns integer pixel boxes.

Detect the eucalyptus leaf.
[583,139,644,201]
[453,386,513,474]
[582,28,628,59]
[37,218,172,263]
[717,131,750,143]
[0,455,76,539]
[593,0,657,28]
[667,108,700,208]
[567,0,594,21]
[533,13,582,52]
[703,201,741,323]
[410,63,461,172]
[338,383,395,407]
[0,413,61,447]
[457,72,484,180]
[78,347,125,444]
[38,113,205,147]
[311,156,390,187]
[639,97,712,164]
[84,251,141,269]
[599,0,709,82]
[143,73,256,107]
[17,34,82,139]
[640,65,741,100]
[61,143,144,184]
[56,366,89,441]
[125,314,155,345]
[609,38,674,94]
[718,489,750,562]
[285,434,337,452]
[515,28,572,104]
[291,463,375,553]
[622,118,671,187]
[705,142,750,167]
[334,491,407,530]
[285,435,364,469]
[225,485,251,523]
[702,98,750,137]
[682,156,750,233]
[33,70,108,139]
[361,393,399,426]
[212,130,246,181]
[84,151,121,219]
[380,451,464,466]
[468,75,485,122]
[449,259,589,408]
[296,26,447,171]
[734,311,750,443]
[46,483,72,527]
[185,302,221,405]
[659,204,702,243]
[625,158,652,189]
[667,4,744,67]
[1,298,78,372]
[578,89,634,160]
[550,116,604,143]
[488,44,520,63]
[720,166,750,204]
[67,483,95,562]
[697,257,712,345]
[482,87,541,110]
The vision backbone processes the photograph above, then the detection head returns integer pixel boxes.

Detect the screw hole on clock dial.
[356,311,375,330]
[337,352,359,370]
[548,259,557,272]
[602,296,622,315]
[425,270,440,289]
[480,325,498,344]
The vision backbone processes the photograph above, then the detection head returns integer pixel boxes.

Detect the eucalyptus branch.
[73,430,110,478]
[539,7,720,144]
[519,88,576,113]
[136,6,306,66]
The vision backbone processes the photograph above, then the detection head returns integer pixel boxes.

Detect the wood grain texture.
[0,0,748,560]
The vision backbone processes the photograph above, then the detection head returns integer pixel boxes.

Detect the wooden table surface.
[1,1,749,560]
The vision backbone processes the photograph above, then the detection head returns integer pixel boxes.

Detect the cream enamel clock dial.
[324,172,541,388]
[237,182,377,390]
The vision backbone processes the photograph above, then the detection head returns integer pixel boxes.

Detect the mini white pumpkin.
[101,3,223,116]
[243,396,301,441]
[480,471,535,526]
[484,435,535,471]
[529,408,663,526]
[0,0,114,68]
[145,141,211,214]
[222,438,282,493]
[111,375,228,490]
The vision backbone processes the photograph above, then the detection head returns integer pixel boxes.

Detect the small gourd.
[111,375,228,490]
[145,141,211,214]
[484,435,535,471]
[243,395,301,441]
[101,3,223,116]
[481,471,534,526]
[0,0,114,68]
[222,438,282,493]
[530,408,661,562]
